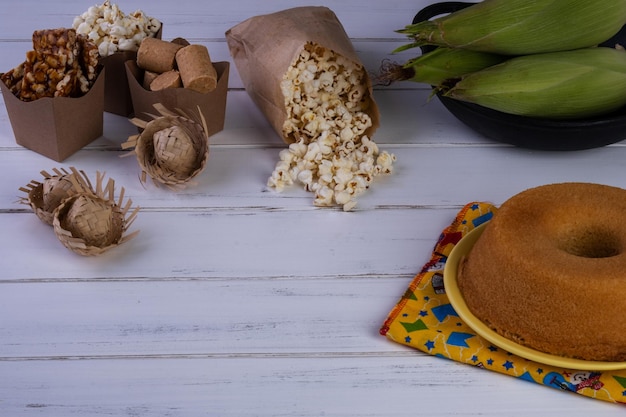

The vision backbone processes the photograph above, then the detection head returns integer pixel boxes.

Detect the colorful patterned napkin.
[380,202,626,405]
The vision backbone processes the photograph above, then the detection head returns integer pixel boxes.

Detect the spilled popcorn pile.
[267,42,396,211]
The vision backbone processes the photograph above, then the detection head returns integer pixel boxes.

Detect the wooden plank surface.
[2,355,622,417]
[1,1,626,415]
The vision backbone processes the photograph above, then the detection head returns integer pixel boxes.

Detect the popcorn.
[72,1,161,57]
[267,42,395,211]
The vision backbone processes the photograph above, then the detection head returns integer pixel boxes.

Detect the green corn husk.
[382,47,507,86]
[397,0,626,55]
[439,47,626,119]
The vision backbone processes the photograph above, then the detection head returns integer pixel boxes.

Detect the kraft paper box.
[125,60,229,137]
[0,70,105,162]
[99,51,137,116]
[99,27,163,116]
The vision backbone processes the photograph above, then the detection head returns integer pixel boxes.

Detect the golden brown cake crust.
[457,182,626,362]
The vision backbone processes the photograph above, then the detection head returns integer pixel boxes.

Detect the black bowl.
[413,2,626,151]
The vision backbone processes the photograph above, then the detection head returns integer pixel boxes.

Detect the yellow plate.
[444,222,626,371]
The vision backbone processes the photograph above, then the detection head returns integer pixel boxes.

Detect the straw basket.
[19,167,93,225]
[52,170,140,256]
[122,103,209,189]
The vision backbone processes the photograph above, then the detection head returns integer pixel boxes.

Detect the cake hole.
[557,227,622,258]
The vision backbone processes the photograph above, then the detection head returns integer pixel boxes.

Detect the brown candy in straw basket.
[19,167,93,225]
[52,170,140,256]
[122,103,209,189]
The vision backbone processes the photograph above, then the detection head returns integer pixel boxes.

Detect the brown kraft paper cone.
[225,6,380,144]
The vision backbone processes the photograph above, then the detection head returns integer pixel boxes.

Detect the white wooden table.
[1,1,625,415]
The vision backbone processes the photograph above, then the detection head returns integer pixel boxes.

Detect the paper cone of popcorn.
[225,6,380,145]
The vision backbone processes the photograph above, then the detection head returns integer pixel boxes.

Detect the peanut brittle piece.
[31,28,79,65]
[54,68,80,97]
[20,57,78,100]
[77,34,99,82]
[1,63,25,95]
[20,59,54,100]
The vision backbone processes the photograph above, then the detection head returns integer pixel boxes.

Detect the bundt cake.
[457,182,626,362]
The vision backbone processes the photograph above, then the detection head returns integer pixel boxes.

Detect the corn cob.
[386,47,507,86]
[398,0,626,55]
[439,47,626,119]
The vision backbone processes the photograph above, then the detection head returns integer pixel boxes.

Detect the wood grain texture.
[3,355,621,417]
[1,1,625,415]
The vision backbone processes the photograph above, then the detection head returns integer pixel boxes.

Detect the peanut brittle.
[77,34,99,83]
[1,28,99,101]
[31,28,79,64]
[0,64,25,96]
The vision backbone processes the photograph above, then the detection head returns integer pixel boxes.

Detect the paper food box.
[99,51,139,116]
[125,60,229,138]
[99,27,163,116]
[1,71,105,162]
